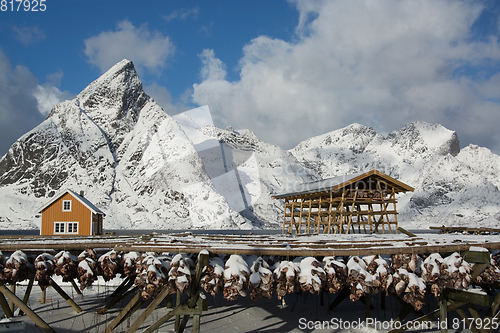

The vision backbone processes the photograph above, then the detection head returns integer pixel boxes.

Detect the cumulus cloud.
[34,70,73,115]
[0,51,44,155]
[0,51,74,156]
[84,20,175,73]
[192,0,500,153]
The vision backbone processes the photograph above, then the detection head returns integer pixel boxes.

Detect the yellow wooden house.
[36,189,105,236]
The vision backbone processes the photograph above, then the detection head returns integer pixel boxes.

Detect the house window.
[62,200,72,212]
[54,222,78,234]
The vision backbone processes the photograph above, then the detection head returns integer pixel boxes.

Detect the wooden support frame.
[280,187,401,235]
[275,169,412,235]
[0,284,56,333]
[98,276,137,314]
[18,275,35,316]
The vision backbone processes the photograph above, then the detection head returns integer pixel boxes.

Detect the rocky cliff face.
[1,59,499,230]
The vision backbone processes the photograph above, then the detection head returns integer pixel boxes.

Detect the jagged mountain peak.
[0,60,246,230]
[78,59,139,102]
[51,59,149,152]
[387,121,460,157]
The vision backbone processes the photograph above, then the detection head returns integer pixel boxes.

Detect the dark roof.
[272,169,414,199]
[36,189,105,215]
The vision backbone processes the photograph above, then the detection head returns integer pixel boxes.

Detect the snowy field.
[1,276,480,333]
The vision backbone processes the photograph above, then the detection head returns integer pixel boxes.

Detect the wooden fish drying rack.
[0,230,499,333]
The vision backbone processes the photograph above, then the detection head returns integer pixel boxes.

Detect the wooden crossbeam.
[49,278,82,313]
[0,284,56,333]
[102,289,143,333]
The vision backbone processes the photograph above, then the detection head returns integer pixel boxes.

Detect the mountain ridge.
[0,59,498,230]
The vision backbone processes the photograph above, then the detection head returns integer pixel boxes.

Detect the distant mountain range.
[1,60,499,230]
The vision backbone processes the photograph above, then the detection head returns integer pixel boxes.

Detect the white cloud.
[84,20,175,73]
[192,0,500,153]
[0,51,44,155]
[199,49,227,81]
[0,51,74,155]
[163,7,199,22]
[33,70,74,115]
[12,26,45,45]
[34,84,73,116]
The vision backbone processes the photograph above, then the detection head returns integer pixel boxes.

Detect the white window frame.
[54,222,78,234]
[62,200,72,212]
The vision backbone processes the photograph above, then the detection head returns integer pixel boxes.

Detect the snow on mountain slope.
[290,121,500,228]
[197,126,319,228]
[0,58,498,230]
[0,60,243,230]
[173,106,318,228]
[456,144,500,188]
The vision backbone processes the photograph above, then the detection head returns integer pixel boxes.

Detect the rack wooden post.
[18,275,34,316]
[281,199,288,234]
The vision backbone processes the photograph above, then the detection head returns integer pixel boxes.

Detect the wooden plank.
[9,284,15,313]
[316,197,322,234]
[328,287,350,311]
[484,288,500,323]
[388,301,467,333]
[102,290,142,333]
[18,275,34,316]
[0,289,13,318]
[444,288,490,307]
[281,200,288,234]
[398,227,417,238]
[439,294,448,333]
[142,302,201,333]
[49,278,82,313]
[455,307,481,333]
[125,285,170,333]
[178,252,210,332]
[112,241,500,257]
[297,200,304,234]
[430,226,500,234]
[465,304,484,333]
[98,281,137,314]
[463,251,491,264]
[0,284,56,333]
[306,199,313,234]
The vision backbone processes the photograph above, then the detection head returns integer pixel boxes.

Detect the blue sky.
[1,0,500,156]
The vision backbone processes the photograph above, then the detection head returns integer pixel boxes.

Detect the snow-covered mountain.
[0,60,246,230]
[0,59,499,230]
[289,122,500,228]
